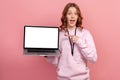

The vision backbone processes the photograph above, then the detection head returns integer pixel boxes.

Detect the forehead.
[68,7,77,12]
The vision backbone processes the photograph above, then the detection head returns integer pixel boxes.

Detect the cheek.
[66,16,70,20]
[66,17,70,23]
[75,16,78,20]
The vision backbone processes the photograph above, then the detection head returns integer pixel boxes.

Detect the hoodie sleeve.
[44,43,61,66]
[44,32,62,66]
[44,56,59,66]
[76,30,97,63]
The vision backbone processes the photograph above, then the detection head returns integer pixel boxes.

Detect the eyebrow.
[67,11,77,13]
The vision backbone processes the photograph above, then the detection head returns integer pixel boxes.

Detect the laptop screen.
[24,26,59,50]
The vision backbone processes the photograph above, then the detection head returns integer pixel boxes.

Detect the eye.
[74,13,78,15]
[67,12,71,15]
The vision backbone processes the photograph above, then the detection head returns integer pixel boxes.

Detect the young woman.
[45,3,97,80]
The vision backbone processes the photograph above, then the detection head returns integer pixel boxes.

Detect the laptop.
[23,25,60,56]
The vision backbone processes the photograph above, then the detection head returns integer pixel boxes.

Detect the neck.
[67,26,76,30]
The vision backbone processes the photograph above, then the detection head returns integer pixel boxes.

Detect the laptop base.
[23,49,60,56]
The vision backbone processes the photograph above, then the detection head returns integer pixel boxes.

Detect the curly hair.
[60,3,83,31]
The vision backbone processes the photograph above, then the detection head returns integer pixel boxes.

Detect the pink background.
[0,0,120,80]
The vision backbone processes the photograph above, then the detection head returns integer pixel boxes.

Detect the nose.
[71,14,75,18]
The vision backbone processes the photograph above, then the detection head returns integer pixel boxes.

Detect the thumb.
[64,32,68,36]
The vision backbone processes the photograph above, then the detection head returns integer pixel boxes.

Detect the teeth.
[70,20,75,22]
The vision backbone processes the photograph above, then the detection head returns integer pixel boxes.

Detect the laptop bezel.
[23,25,59,51]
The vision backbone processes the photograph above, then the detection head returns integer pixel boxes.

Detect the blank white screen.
[24,27,58,49]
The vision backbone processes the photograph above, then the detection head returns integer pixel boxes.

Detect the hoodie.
[45,28,97,80]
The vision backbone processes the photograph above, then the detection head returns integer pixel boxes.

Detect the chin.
[69,24,76,27]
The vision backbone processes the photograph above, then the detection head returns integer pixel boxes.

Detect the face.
[66,7,78,28]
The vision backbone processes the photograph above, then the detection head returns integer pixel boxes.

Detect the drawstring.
[67,27,77,56]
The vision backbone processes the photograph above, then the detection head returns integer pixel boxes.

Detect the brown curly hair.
[60,3,83,31]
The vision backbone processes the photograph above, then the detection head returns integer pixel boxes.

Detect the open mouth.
[70,20,75,24]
